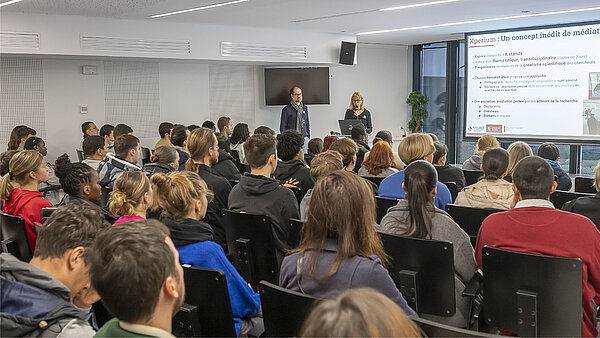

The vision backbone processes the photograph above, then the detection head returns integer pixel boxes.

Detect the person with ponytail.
[379,160,476,327]
[108,171,152,225]
[142,146,179,178]
[151,171,262,336]
[1,150,52,252]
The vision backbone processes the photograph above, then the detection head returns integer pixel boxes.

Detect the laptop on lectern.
[339,120,357,136]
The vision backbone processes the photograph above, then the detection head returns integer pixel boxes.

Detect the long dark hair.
[404,160,437,239]
[230,123,250,145]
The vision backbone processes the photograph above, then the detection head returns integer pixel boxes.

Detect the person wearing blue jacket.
[151,170,262,336]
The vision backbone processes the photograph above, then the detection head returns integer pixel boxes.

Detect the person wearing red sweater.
[1,150,52,252]
[475,156,600,337]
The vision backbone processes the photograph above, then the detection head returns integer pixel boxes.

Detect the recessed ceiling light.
[358,6,600,35]
[0,0,24,8]
[150,0,249,18]
[380,0,461,12]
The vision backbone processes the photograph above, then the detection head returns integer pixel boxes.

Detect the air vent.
[0,32,40,49]
[81,35,190,54]
[220,42,307,59]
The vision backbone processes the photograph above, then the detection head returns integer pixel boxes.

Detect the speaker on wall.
[339,41,356,65]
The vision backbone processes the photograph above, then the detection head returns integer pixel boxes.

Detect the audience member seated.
[99,124,115,151]
[300,150,344,220]
[455,147,514,210]
[537,142,572,191]
[24,136,61,205]
[475,156,600,337]
[432,141,466,190]
[358,140,399,178]
[108,171,152,225]
[170,125,190,171]
[98,134,141,189]
[217,116,233,147]
[321,135,339,152]
[279,171,416,316]
[81,121,98,149]
[8,126,36,151]
[212,145,242,181]
[153,171,263,336]
[142,146,178,178]
[0,150,19,185]
[228,134,300,259]
[188,124,200,132]
[462,134,499,170]
[0,204,109,337]
[202,120,217,132]
[379,160,476,327]
[368,130,406,170]
[505,141,532,183]
[304,138,323,166]
[563,162,600,228]
[253,125,275,136]
[329,138,378,195]
[81,135,107,170]
[300,288,421,337]
[155,122,174,150]
[350,124,370,173]
[274,130,314,198]
[0,150,52,252]
[89,220,184,338]
[378,133,452,210]
[230,123,251,164]
[113,123,133,139]
[185,127,231,247]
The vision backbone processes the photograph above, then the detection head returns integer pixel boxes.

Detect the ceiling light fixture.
[358,6,600,35]
[380,0,461,12]
[0,0,24,8]
[150,0,249,18]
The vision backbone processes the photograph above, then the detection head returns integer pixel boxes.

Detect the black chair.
[38,184,62,199]
[141,147,151,165]
[375,196,398,224]
[442,181,459,202]
[222,209,279,289]
[0,213,32,262]
[379,233,456,317]
[76,149,84,162]
[575,176,596,194]
[258,281,320,337]
[481,246,582,337]
[288,218,303,249]
[182,265,236,337]
[445,204,502,247]
[288,186,305,205]
[99,186,112,209]
[410,316,497,337]
[172,303,202,337]
[228,180,240,188]
[41,207,57,223]
[230,149,241,163]
[362,176,384,188]
[235,162,250,175]
[463,170,484,186]
[550,190,593,209]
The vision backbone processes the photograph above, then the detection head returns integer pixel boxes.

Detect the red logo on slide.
[486,124,503,133]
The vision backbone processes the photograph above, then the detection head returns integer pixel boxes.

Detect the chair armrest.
[462,270,483,298]
[38,185,62,194]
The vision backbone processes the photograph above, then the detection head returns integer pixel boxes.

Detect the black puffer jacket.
[212,150,241,181]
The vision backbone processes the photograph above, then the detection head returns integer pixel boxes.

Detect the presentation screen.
[264,67,330,105]
[465,21,600,142]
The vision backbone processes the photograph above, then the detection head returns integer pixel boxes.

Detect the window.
[580,146,600,176]
[420,43,447,144]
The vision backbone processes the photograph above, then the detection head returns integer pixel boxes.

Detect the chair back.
[222,209,279,287]
[41,207,58,223]
[228,180,240,188]
[442,181,459,202]
[288,218,303,249]
[182,266,236,337]
[288,186,305,205]
[550,190,594,209]
[38,184,62,199]
[410,316,497,337]
[230,149,241,163]
[141,147,151,165]
[172,303,202,337]
[462,170,484,186]
[379,232,455,316]
[259,281,320,337]
[575,176,596,194]
[235,162,250,175]
[482,246,582,337]
[76,149,84,162]
[0,213,32,262]
[375,196,398,224]
[445,204,501,247]
[99,186,112,209]
[362,176,384,188]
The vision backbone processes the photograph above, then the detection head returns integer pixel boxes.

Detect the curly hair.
[276,130,304,161]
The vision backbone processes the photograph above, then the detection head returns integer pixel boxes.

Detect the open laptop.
[338,120,358,136]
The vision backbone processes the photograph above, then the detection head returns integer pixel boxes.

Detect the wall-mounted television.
[264,67,330,105]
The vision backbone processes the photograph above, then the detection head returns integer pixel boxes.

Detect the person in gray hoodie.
[462,134,499,171]
[379,160,477,328]
[228,134,300,260]
[0,203,110,337]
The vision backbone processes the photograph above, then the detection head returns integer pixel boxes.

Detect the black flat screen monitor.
[265,67,330,105]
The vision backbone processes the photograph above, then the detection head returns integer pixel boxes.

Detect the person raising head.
[462,134,499,171]
[155,122,174,150]
[142,146,179,178]
[1,150,52,252]
[108,171,152,225]
[230,123,251,164]
[358,140,399,178]
[299,150,344,220]
[300,288,421,337]
[378,133,452,210]
[380,160,477,326]
[344,91,373,134]
[505,141,532,182]
[81,121,98,138]
[279,170,416,316]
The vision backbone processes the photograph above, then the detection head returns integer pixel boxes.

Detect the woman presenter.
[344,92,372,133]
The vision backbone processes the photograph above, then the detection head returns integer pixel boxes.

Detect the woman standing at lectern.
[344,92,372,134]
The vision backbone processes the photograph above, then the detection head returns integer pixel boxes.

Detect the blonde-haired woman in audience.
[151,170,262,336]
[504,141,532,182]
[142,146,179,178]
[279,171,417,317]
[300,288,422,337]
[380,160,476,327]
[0,150,52,252]
[358,140,399,178]
[108,171,152,225]
[462,134,499,170]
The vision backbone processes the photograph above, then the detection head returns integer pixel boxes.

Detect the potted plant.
[406,91,429,133]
